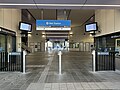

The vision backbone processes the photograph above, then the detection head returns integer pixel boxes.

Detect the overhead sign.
[36,20,71,27]
[36,20,71,30]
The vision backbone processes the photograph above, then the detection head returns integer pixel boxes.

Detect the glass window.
[7,35,12,52]
[0,34,5,52]
[69,42,79,48]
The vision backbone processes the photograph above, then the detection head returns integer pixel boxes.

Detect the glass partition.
[95,36,115,52]
[0,34,6,52]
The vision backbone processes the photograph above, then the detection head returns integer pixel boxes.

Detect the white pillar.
[92,50,96,72]
[23,50,27,74]
[58,51,62,75]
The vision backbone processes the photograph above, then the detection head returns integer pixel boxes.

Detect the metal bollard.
[92,50,95,72]
[58,51,62,75]
[23,50,27,74]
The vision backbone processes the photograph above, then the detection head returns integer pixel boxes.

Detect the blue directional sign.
[36,20,71,27]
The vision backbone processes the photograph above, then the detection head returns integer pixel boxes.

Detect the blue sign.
[36,20,71,27]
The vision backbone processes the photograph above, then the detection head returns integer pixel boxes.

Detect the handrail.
[22,43,32,53]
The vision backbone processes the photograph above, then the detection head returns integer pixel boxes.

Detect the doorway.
[85,42,90,51]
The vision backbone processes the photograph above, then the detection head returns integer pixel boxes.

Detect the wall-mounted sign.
[0,27,16,35]
[36,20,71,30]
[98,52,109,55]
[111,35,120,39]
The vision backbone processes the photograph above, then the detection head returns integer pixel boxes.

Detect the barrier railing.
[94,51,115,71]
[22,43,32,53]
[0,51,26,72]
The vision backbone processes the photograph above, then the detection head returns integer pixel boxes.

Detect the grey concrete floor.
[0,51,120,90]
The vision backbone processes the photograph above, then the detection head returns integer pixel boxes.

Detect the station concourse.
[0,0,120,90]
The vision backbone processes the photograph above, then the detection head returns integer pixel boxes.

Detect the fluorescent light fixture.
[42,35,46,37]
[28,34,32,37]
[49,39,65,41]
[89,31,94,33]
[42,32,46,34]
[69,32,73,34]
[45,33,68,34]
[46,36,68,37]
[28,32,32,34]
[0,3,120,7]
[89,34,92,37]
[70,35,73,37]
[37,27,71,30]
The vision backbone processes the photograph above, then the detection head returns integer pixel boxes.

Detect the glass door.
[7,35,16,52]
[0,34,6,69]
[7,35,12,52]
[0,34,6,52]
[12,36,16,52]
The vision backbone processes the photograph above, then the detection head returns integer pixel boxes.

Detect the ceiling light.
[69,32,73,34]
[45,33,68,34]
[0,3,120,7]
[42,35,46,38]
[70,35,73,37]
[89,34,92,37]
[42,32,46,35]
[28,34,32,37]
[46,36,68,37]
[89,31,94,33]
[28,32,32,34]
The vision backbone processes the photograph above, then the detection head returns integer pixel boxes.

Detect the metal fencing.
[0,52,23,72]
[95,52,115,71]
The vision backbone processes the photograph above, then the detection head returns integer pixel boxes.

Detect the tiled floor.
[0,51,120,90]
[27,82,120,90]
